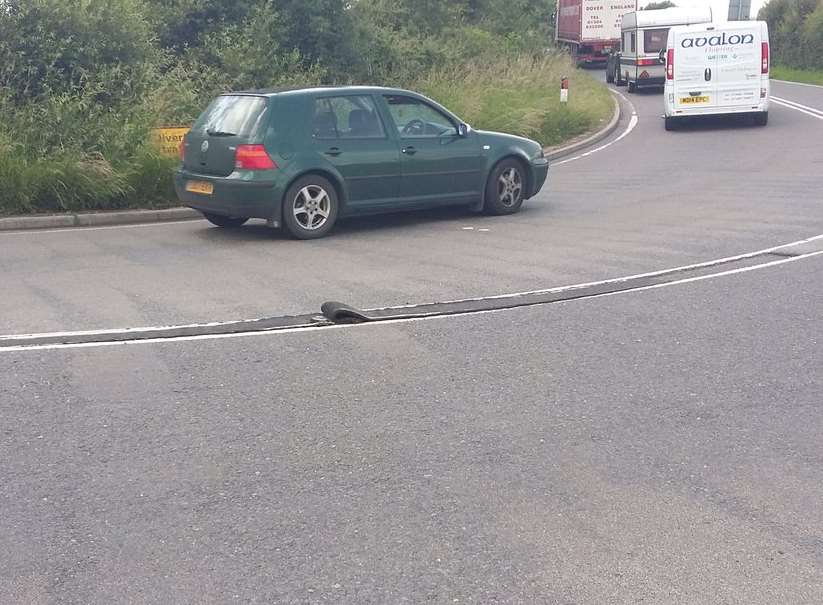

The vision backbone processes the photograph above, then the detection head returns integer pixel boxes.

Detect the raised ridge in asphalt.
[3,234,822,351]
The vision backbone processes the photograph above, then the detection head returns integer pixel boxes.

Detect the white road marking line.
[772,79,823,90]
[0,319,269,342]
[0,219,201,236]
[772,96,823,115]
[3,249,821,354]
[462,227,475,231]
[3,234,823,353]
[553,91,639,167]
[772,97,823,120]
[368,232,823,309]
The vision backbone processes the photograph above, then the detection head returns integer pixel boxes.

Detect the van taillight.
[761,42,769,74]
[667,49,674,80]
[235,145,277,170]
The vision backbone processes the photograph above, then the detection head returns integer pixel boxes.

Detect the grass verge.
[417,54,613,147]
[771,65,823,86]
[1,54,612,216]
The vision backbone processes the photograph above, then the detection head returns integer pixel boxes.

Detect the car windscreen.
[192,95,269,137]
[644,28,669,54]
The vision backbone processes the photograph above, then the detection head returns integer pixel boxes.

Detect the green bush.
[759,0,823,70]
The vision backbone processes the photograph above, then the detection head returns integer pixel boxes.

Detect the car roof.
[227,86,416,98]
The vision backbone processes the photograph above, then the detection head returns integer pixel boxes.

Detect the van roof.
[622,7,713,29]
[668,20,767,35]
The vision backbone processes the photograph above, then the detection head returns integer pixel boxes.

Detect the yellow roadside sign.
[151,127,190,157]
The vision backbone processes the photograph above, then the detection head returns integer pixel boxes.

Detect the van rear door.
[673,26,718,111]
[714,26,761,108]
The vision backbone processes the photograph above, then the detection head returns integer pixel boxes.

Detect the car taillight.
[761,42,769,74]
[667,49,674,80]
[235,145,277,170]
[637,58,658,66]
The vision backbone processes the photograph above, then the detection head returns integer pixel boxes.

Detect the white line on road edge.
[7,232,822,343]
[772,97,823,120]
[552,91,639,167]
[772,96,823,115]
[3,236,823,353]
[772,79,823,90]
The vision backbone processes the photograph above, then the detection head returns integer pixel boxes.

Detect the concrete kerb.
[542,93,622,161]
[0,95,622,232]
[0,207,201,232]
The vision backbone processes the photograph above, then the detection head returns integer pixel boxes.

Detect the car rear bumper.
[174,169,281,220]
[528,158,549,198]
[665,102,769,118]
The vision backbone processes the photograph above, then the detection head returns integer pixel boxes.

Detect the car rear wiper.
[207,129,237,137]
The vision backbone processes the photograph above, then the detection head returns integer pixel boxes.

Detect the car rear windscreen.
[644,28,668,54]
[193,95,269,137]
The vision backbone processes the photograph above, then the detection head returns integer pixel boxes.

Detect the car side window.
[630,32,636,53]
[312,95,385,140]
[383,95,458,138]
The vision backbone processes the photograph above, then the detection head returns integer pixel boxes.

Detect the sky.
[665,0,769,21]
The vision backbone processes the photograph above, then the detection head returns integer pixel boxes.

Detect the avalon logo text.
[681,33,755,48]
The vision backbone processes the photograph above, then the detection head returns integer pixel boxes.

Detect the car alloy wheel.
[293,185,332,231]
[497,167,523,208]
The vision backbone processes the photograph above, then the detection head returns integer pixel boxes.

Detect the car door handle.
[325,147,342,157]
[704,68,712,82]
[402,146,417,155]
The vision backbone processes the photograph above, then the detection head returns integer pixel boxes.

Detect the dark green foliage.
[759,0,823,70]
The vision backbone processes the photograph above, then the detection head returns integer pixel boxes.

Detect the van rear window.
[193,95,269,137]
[644,28,669,54]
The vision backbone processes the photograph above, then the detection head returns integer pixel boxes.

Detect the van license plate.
[680,96,709,104]
[185,181,214,195]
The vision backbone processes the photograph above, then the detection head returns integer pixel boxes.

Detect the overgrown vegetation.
[771,65,823,85]
[0,0,612,216]
[759,0,823,72]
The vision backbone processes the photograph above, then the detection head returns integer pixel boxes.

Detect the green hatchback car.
[175,86,549,239]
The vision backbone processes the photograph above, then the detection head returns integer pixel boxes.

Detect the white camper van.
[617,7,713,92]
[663,21,770,130]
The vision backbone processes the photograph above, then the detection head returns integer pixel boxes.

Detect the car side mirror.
[458,123,471,137]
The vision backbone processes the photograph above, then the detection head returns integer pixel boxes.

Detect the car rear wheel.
[484,159,526,216]
[664,117,678,131]
[203,213,249,228]
[754,112,768,126]
[627,80,636,93]
[282,175,339,240]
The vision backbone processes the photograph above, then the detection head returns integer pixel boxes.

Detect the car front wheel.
[282,175,339,239]
[484,159,526,216]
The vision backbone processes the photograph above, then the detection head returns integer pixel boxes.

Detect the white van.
[617,7,713,92]
[663,21,770,130]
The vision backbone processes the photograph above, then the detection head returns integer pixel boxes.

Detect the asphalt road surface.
[2,77,822,604]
